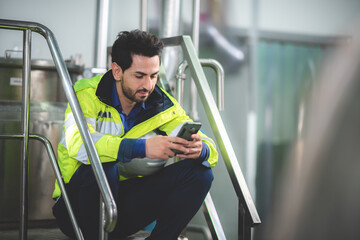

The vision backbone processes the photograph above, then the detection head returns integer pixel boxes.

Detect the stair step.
[0,228,70,240]
[0,228,151,240]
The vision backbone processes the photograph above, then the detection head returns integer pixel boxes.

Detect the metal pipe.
[19,28,31,240]
[94,0,110,69]
[99,198,108,240]
[45,22,118,233]
[95,3,110,233]
[0,134,84,240]
[160,0,181,83]
[197,59,225,111]
[176,62,187,106]
[176,59,225,111]
[202,193,227,240]
[190,0,201,120]
[36,134,85,240]
[0,19,118,232]
[34,135,84,240]
[246,0,259,204]
[140,0,147,31]
[191,0,200,51]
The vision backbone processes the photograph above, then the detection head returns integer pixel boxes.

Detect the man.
[52,30,218,240]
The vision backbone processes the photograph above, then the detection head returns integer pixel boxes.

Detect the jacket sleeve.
[62,89,122,164]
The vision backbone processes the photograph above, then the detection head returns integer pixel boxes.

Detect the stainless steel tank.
[0,57,83,102]
[0,57,83,225]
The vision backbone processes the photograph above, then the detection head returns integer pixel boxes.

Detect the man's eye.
[135,75,143,79]
[151,75,158,79]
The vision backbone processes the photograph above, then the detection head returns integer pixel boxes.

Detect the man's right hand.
[145,135,190,160]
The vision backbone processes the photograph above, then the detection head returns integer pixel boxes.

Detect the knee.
[191,166,214,193]
[167,159,214,193]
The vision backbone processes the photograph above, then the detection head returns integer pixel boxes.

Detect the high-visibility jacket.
[53,71,218,198]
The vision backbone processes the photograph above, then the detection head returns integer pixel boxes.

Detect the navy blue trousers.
[53,159,213,240]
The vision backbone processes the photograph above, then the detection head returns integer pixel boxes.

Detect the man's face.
[113,54,160,104]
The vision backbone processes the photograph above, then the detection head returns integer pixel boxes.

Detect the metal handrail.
[0,133,84,240]
[162,35,261,239]
[176,58,225,111]
[202,193,226,239]
[0,19,117,235]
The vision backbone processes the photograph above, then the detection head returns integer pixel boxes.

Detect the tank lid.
[0,57,84,73]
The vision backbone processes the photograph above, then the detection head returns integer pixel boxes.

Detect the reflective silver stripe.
[201,135,215,146]
[86,117,96,129]
[76,132,104,164]
[202,160,211,168]
[64,113,76,131]
[65,113,96,131]
[59,131,67,149]
[97,120,123,135]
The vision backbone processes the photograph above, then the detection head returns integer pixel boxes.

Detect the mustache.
[136,88,150,93]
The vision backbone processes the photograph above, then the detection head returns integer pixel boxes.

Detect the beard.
[121,78,154,103]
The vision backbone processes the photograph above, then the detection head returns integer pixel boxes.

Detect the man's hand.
[145,135,190,160]
[175,134,203,159]
[145,134,203,160]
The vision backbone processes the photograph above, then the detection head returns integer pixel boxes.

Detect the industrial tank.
[0,56,83,225]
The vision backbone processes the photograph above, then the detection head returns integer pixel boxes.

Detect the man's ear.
[112,62,123,81]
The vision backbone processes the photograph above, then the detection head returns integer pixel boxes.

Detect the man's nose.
[143,76,152,90]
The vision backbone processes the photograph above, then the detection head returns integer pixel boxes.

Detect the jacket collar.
[96,70,114,106]
[95,69,174,123]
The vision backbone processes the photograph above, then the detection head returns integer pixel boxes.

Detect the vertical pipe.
[190,0,200,120]
[94,2,111,234]
[94,0,110,69]
[20,28,31,240]
[99,198,108,240]
[191,0,200,51]
[161,0,181,39]
[160,0,181,83]
[245,0,259,237]
[246,0,259,200]
[141,0,148,31]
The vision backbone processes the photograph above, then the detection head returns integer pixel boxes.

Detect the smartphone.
[172,122,202,154]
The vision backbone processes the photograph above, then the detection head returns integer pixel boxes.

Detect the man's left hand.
[175,134,203,159]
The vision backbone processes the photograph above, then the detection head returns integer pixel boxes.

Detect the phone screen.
[176,123,201,140]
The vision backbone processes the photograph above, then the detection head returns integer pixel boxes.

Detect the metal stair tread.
[0,228,152,240]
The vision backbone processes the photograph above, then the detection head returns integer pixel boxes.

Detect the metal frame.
[163,35,261,240]
[94,0,110,69]
[202,193,226,239]
[0,19,117,240]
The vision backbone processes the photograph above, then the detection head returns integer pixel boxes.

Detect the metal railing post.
[19,28,32,240]
[176,58,225,111]
[202,194,226,240]
[99,197,108,240]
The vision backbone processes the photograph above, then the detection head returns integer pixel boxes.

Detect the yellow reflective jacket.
[53,71,218,198]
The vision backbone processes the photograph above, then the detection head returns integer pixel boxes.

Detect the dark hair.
[111,30,164,72]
